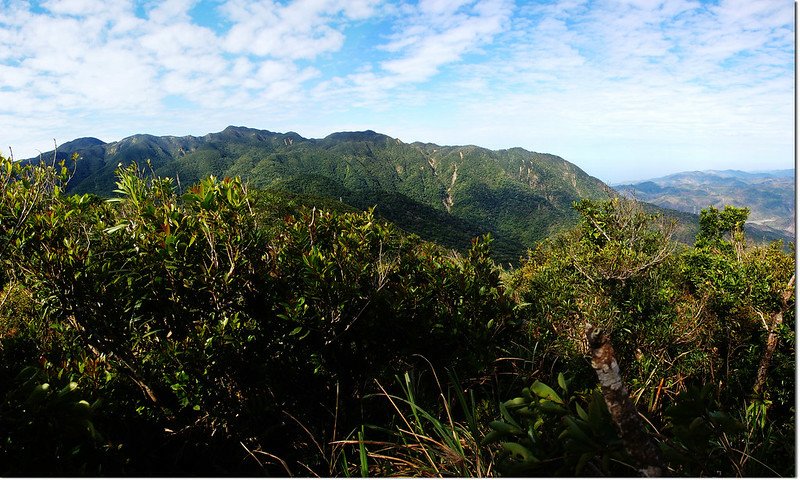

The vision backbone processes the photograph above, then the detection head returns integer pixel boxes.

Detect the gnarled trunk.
[753,274,795,394]
[585,323,665,477]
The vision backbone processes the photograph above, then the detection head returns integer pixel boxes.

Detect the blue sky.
[0,0,794,183]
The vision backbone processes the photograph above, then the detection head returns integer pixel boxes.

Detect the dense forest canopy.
[0,154,794,476]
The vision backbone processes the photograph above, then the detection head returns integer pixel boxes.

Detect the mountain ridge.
[614,169,795,235]
[24,127,792,262]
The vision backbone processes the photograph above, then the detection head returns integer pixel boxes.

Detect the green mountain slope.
[29,126,614,263]
[26,127,791,263]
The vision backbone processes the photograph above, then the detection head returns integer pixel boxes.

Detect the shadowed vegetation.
[1,154,793,476]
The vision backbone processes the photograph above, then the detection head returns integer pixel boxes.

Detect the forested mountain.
[28,127,792,263]
[26,126,611,264]
[615,169,795,235]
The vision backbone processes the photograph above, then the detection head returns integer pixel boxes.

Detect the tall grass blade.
[447,369,478,438]
[358,428,369,478]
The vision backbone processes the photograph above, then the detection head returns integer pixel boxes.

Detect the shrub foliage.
[0,155,793,476]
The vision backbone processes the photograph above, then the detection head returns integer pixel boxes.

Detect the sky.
[0,0,794,183]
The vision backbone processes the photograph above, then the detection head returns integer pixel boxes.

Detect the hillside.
[1,153,795,476]
[29,126,612,264]
[615,169,795,235]
[28,128,792,263]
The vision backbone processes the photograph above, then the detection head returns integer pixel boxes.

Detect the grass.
[334,360,497,477]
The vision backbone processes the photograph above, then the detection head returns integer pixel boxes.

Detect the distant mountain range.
[24,127,793,263]
[614,169,795,236]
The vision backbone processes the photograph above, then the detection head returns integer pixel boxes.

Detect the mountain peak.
[322,130,391,143]
[222,125,264,134]
[58,137,105,151]
[213,126,308,144]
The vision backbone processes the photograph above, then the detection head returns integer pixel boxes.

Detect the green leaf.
[575,403,589,422]
[25,383,50,404]
[503,397,528,408]
[358,429,369,477]
[501,442,539,462]
[73,399,92,416]
[481,430,505,445]
[575,452,593,475]
[58,381,78,398]
[557,372,567,392]
[538,399,567,414]
[531,380,563,404]
[521,387,533,401]
[490,420,523,435]
[709,410,744,433]
[561,416,598,449]
[689,416,705,432]
[104,223,128,234]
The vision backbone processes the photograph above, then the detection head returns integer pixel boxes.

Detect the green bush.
[0,154,792,476]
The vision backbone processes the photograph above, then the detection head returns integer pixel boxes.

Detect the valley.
[615,169,795,236]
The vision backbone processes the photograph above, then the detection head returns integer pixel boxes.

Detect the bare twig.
[240,441,264,469]
[282,409,325,457]
[252,449,293,476]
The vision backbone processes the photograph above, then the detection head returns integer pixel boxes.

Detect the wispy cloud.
[311,0,513,107]
[436,0,794,180]
[220,0,377,59]
[0,0,793,181]
[378,0,512,81]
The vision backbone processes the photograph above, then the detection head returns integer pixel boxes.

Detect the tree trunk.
[753,274,795,394]
[585,323,665,477]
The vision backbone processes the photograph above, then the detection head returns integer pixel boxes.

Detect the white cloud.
[382,0,793,181]
[311,0,514,106]
[379,0,512,82]
[0,0,792,182]
[220,0,379,59]
[145,0,197,23]
[40,0,135,18]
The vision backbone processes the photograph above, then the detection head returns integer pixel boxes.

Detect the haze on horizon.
[0,0,794,184]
